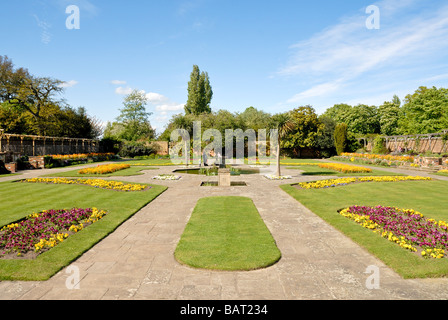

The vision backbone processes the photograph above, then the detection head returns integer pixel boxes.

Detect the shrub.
[334,123,348,156]
[373,136,389,154]
[100,137,121,154]
[0,160,9,174]
[118,141,156,158]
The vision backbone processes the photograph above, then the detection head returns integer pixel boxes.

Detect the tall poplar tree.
[184,65,213,115]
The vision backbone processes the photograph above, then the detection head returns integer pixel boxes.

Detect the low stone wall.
[28,156,46,169]
[360,131,448,154]
[5,163,17,173]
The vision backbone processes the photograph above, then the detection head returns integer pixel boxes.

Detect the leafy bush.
[100,137,121,154]
[373,136,389,154]
[0,160,10,174]
[334,123,348,155]
[118,141,156,158]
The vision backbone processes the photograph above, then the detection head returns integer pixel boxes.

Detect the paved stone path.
[1,162,448,300]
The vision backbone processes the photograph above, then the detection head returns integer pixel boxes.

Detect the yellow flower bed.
[318,163,372,173]
[34,233,69,252]
[438,170,448,174]
[78,163,130,175]
[49,153,115,161]
[24,178,148,191]
[298,176,432,189]
[258,161,371,173]
[129,163,173,166]
[341,152,414,163]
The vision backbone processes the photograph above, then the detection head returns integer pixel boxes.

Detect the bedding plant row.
[1,208,107,259]
[23,177,148,191]
[339,206,448,259]
[78,163,130,175]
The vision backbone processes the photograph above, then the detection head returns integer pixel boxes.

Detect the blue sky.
[1,0,448,135]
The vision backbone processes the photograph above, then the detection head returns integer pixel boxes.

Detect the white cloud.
[111,80,127,85]
[33,15,52,44]
[155,116,169,123]
[278,0,448,106]
[156,103,185,112]
[146,92,169,104]
[115,87,133,95]
[287,81,343,103]
[59,80,78,88]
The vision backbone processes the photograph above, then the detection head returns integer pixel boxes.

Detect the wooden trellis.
[0,130,99,157]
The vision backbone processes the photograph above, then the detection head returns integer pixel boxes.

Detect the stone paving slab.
[1,162,448,300]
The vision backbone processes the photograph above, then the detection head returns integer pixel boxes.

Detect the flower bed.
[341,152,414,163]
[0,208,107,259]
[78,163,130,175]
[152,174,181,180]
[318,163,372,174]
[49,153,116,161]
[339,206,448,259]
[130,163,173,166]
[264,174,292,180]
[45,153,119,168]
[23,178,148,191]
[297,176,432,189]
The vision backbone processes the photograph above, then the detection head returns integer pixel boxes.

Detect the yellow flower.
[24,178,147,192]
[78,164,130,175]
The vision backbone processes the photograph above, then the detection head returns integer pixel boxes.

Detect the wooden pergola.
[0,130,99,156]
[359,130,448,154]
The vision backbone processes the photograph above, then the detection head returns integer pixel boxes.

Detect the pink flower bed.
[0,208,107,259]
[340,206,448,259]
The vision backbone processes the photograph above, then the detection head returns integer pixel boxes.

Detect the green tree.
[282,106,322,157]
[0,102,32,134]
[346,104,380,135]
[236,106,272,132]
[334,123,348,155]
[9,76,64,136]
[323,103,352,125]
[1,56,101,139]
[107,89,155,141]
[399,86,448,134]
[271,112,296,177]
[378,95,401,136]
[0,56,30,103]
[184,65,213,115]
[171,114,194,166]
[51,106,102,139]
[316,115,337,158]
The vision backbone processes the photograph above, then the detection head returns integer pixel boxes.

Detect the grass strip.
[0,180,166,281]
[175,196,281,271]
[280,180,448,279]
[42,166,158,177]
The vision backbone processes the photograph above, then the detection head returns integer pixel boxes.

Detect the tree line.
[2,57,447,158]
[160,65,448,158]
[324,87,448,137]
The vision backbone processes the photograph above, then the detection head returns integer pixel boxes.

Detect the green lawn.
[123,158,178,166]
[285,165,405,177]
[280,179,448,279]
[175,196,281,271]
[435,171,448,177]
[42,165,158,178]
[0,180,167,281]
[0,173,21,178]
[279,159,323,164]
